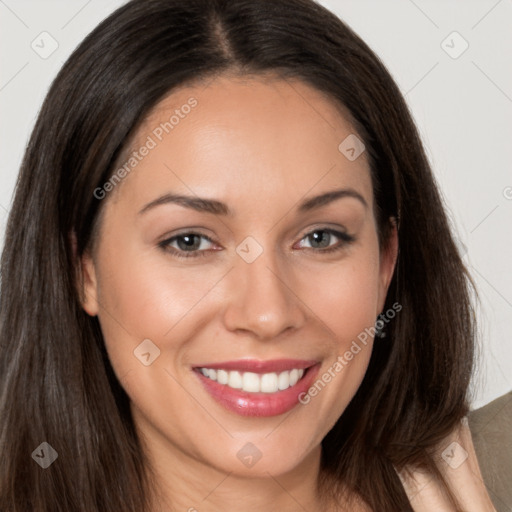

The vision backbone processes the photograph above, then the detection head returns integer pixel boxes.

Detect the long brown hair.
[0,0,476,510]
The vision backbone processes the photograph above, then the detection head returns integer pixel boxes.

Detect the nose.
[221,250,306,340]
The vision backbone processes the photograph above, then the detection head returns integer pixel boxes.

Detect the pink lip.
[193,358,317,374]
[193,360,321,417]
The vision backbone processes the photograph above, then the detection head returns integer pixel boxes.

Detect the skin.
[399,420,496,511]
[79,75,493,511]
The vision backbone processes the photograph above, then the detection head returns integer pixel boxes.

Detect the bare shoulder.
[397,418,498,511]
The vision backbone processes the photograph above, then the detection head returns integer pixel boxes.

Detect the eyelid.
[296,223,351,240]
[158,227,217,246]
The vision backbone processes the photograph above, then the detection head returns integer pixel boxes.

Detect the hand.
[397,418,497,511]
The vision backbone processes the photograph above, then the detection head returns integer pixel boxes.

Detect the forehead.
[107,74,372,214]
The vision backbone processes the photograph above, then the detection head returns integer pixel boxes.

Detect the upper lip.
[193,358,318,374]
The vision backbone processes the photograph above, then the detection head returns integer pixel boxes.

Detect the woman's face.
[81,75,397,479]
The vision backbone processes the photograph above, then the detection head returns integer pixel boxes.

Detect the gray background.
[1,0,510,409]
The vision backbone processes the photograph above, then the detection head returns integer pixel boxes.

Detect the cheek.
[298,251,381,343]
[93,240,224,376]
[293,251,380,430]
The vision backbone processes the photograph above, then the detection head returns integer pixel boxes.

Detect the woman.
[0,0,497,510]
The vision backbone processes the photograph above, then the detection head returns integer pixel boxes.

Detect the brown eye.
[159,232,216,258]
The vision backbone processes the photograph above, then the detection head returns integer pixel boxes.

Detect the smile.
[193,359,320,417]
[197,367,306,393]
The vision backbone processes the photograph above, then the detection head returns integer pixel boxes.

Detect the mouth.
[193,359,320,417]
[197,366,307,393]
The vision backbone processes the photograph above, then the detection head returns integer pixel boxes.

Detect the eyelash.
[158,228,355,259]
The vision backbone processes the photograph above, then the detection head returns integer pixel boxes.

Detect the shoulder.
[469,391,512,512]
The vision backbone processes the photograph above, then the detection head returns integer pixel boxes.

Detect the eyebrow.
[298,188,367,212]
[138,187,367,216]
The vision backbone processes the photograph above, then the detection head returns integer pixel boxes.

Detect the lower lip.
[194,364,321,417]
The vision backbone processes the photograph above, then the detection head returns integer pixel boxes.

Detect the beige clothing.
[396,391,512,511]
[469,391,512,512]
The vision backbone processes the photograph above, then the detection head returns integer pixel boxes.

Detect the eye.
[158,232,217,258]
[158,227,355,260]
[296,228,355,253]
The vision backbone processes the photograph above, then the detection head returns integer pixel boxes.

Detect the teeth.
[278,371,290,390]
[228,370,243,389]
[242,372,260,392]
[289,369,299,387]
[261,372,278,393]
[199,367,305,393]
[217,369,229,385]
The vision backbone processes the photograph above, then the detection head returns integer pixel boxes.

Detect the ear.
[70,231,99,317]
[377,218,399,314]
[80,252,100,316]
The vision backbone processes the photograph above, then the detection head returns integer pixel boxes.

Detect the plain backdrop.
[0,0,511,409]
